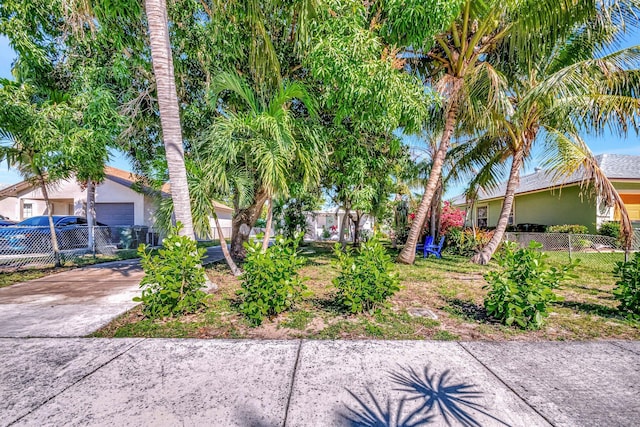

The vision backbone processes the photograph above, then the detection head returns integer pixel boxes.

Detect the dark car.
[0,216,107,253]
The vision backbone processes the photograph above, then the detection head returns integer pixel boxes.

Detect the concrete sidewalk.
[1,339,638,426]
[0,246,225,338]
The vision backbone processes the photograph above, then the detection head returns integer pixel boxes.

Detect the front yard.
[93,242,639,340]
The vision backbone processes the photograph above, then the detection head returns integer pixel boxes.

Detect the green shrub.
[613,252,640,320]
[444,227,493,256]
[237,234,307,325]
[134,223,208,319]
[333,237,400,313]
[483,241,575,329]
[598,221,621,240]
[547,224,588,234]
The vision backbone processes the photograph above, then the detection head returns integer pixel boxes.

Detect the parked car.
[0,216,108,253]
[0,219,16,226]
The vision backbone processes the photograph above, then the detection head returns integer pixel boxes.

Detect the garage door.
[95,203,135,226]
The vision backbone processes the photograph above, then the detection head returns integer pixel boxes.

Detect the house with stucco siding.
[0,166,233,237]
[451,154,640,233]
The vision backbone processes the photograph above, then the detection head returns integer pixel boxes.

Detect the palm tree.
[469,7,640,264]
[144,0,195,239]
[200,71,323,259]
[397,0,599,264]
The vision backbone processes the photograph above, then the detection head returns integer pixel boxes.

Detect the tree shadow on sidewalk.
[340,365,510,427]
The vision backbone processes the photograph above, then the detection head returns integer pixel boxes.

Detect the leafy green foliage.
[237,234,308,325]
[445,228,492,256]
[598,222,621,240]
[134,224,208,319]
[483,242,575,329]
[547,224,589,234]
[613,253,640,320]
[333,237,400,313]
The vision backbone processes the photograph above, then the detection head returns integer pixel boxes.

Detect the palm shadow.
[340,388,434,427]
[340,365,510,427]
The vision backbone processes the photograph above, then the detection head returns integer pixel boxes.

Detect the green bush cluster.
[333,237,400,313]
[134,224,208,319]
[444,227,492,256]
[598,221,621,239]
[613,252,640,320]
[237,234,307,325]
[547,224,588,234]
[483,242,575,329]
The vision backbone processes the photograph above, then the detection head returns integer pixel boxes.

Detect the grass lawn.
[93,242,640,341]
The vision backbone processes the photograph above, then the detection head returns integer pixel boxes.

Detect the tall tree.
[469,2,640,264]
[144,0,195,238]
[397,0,598,264]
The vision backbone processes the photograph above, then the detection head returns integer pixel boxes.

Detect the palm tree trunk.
[471,148,524,264]
[398,93,460,264]
[144,0,195,239]
[429,179,443,238]
[261,198,273,252]
[230,188,269,259]
[86,180,96,253]
[213,214,241,276]
[38,176,61,267]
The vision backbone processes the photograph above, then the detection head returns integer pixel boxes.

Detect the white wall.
[94,179,146,225]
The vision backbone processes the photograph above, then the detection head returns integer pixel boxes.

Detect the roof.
[451,154,640,205]
[0,166,233,213]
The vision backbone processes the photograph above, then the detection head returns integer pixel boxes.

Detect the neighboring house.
[0,166,233,237]
[451,154,640,233]
[305,209,374,240]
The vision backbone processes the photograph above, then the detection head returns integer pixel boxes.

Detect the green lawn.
[94,242,639,340]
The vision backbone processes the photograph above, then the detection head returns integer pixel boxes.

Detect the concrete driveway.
[0,246,225,338]
[1,339,638,426]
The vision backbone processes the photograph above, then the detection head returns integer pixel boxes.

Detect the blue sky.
[1,33,639,192]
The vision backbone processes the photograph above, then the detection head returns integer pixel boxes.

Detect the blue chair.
[425,236,445,258]
[416,236,434,258]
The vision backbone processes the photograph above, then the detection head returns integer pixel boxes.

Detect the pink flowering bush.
[439,202,465,235]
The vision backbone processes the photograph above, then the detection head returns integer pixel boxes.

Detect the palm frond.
[542,129,633,248]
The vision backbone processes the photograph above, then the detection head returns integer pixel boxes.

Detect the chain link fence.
[504,231,640,269]
[0,226,150,271]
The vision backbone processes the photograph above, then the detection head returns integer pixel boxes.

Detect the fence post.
[568,233,572,262]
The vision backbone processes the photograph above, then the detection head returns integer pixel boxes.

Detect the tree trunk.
[38,177,61,267]
[398,92,460,264]
[339,206,350,249]
[471,148,524,265]
[86,180,96,253]
[429,179,443,239]
[261,198,273,252]
[145,0,195,239]
[213,213,241,276]
[352,211,362,246]
[230,188,268,259]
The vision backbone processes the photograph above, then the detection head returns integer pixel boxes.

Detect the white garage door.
[95,203,135,226]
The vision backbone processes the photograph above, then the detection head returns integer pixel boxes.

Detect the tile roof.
[0,166,233,212]
[451,154,640,204]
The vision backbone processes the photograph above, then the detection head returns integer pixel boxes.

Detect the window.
[508,203,515,226]
[477,206,488,228]
[23,203,33,219]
